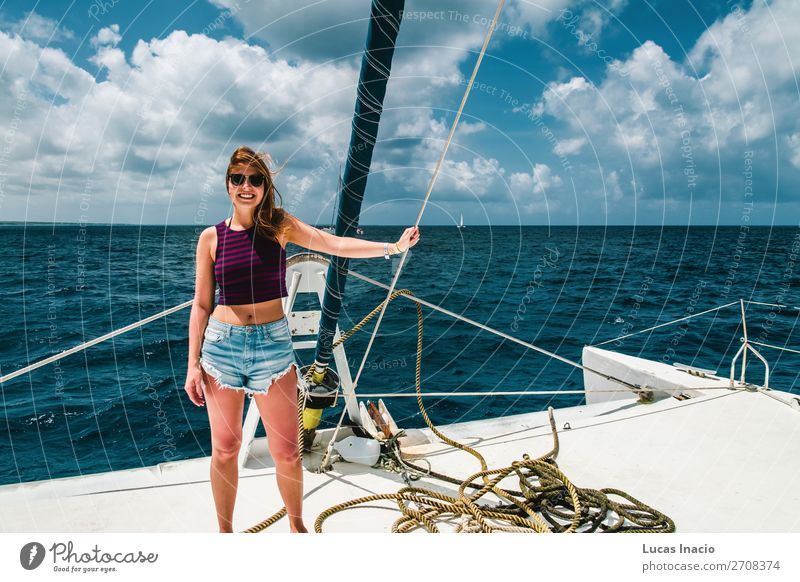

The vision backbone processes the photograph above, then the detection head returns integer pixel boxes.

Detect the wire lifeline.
[592,299,798,348]
[4,295,787,387]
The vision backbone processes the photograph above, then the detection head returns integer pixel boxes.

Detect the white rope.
[318,0,508,470]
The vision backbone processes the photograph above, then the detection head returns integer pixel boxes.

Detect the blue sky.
[0,0,797,226]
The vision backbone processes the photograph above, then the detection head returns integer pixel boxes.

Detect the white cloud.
[1,10,74,43]
[91,24,122,48]
[509,163,563,213]
[532,0,800,212]
[203,0,578,127]
[6,1,794,225]
[686,0,800,144]
[788,133,800,170]
[553,136,586,156]
[547,0,630,51]
[576,8,606,43]
[605,169,623,201]
[0,1,586,224]
[445,156,503,195]
[0,27,363,222]
[532,163,562,194]
[208,0,575,62]
[376,108,504,200]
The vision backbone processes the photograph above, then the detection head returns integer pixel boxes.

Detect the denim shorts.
[199,315,307,397]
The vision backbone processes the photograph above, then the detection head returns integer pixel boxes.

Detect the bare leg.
[202,369,245,533]
[254,364,307,533]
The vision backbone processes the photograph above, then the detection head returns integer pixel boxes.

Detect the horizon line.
[2,221,798,228]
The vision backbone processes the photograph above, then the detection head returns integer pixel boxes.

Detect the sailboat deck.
[1,388,798,533]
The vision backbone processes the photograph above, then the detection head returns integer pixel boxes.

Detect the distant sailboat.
[457,213,465,229]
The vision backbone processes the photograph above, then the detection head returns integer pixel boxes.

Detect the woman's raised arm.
[283,213,420,259]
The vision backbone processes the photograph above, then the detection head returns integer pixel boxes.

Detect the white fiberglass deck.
[1,388,798,533]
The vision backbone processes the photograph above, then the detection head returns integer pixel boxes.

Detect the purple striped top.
[213,219,288,305]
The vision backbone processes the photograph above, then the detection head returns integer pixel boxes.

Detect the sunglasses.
[228,173,266,188]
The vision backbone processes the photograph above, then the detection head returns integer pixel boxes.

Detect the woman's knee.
[211,432,242,459]
[270,441,300,465]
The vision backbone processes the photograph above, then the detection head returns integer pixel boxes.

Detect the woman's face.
[227,164,266,208]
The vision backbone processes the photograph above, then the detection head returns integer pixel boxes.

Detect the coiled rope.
[243,289,675,533]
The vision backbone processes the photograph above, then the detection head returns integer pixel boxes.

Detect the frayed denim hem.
[199,358,264,396]
[200,358,309,401]
[283,362,311,405]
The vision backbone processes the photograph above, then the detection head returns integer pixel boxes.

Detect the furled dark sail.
[312,0,405,379]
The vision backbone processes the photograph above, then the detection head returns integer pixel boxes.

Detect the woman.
[184,146,420,533]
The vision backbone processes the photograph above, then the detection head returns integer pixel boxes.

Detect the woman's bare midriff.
[211,300,285,325]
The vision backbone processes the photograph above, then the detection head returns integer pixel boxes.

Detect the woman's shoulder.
[199,224,219,241]
[197,225,218,255]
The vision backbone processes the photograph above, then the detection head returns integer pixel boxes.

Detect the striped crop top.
[213,219,288,305]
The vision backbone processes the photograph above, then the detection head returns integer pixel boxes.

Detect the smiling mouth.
[238,193,255,199]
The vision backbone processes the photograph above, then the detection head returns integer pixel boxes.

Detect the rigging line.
[351,0,506,395]
[745,300,798,310]
[344,267,721,392]
[593,299,797,349]
[749,340,800,355]
[0,299,193,385]
[591,301,740,347]
[317,0,507,470]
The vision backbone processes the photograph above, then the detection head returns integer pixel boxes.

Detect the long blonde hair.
[226,146,288,241]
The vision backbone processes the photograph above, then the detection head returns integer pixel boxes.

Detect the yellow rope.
[242,290,675,533]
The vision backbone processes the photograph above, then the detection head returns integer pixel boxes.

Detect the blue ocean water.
[1,223,798,486]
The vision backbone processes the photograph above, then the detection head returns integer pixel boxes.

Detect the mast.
[310,0,405,409]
